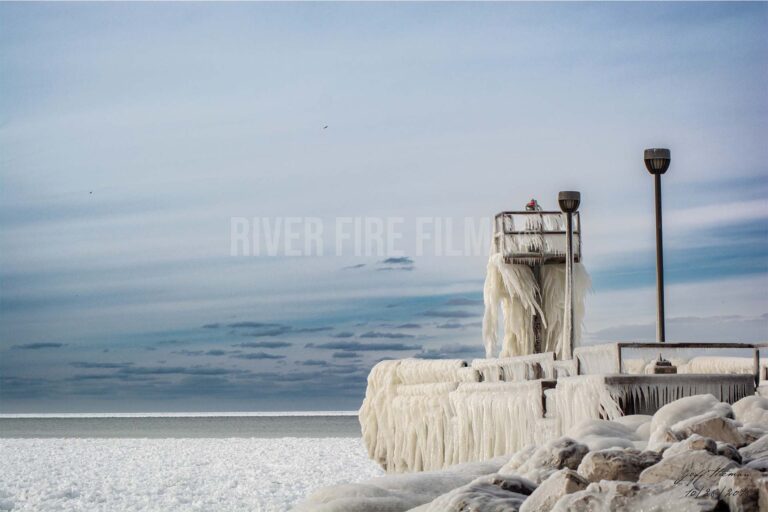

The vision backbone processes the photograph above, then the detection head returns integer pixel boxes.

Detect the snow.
[0,437,383,512]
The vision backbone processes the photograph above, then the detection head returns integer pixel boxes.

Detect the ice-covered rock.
[732,395,768,426]
[648,395,732,448]
[566,420,639,451]
[671,412,746,447]
[716,442,742,464]
[550,480,720,512]
[519,469,588,512]
[500,437,588,484]
[577,448,661,483]
[293,457,508,512]
[662,434,717,459]
[410,473,536,512]
[739,434,768,463]
[718,468,762,512]
[739,426,767,445]
[639,450,739,491]
[759,477,768,511]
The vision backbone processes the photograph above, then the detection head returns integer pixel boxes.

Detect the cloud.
[307,341,421,351]
[376,266,414,272]
[342,263,366,270]
[416,344,484,359]
[118,366,246,376]
[11,342,65,350]
[332,351,360,358]
[294,327,333,333]
[332,331,355,338]
[69,362,133,369]
[422,310,477,318]
[298,359,329,366]
[445,298,483,306]
[202,323,220,329]
[232,341,292,349]
[359,331,414,339]
[381,257,414,265]
[228,322,284,329]
[436,322,463,329]
[587,314,768,343]
[231,352,287,360]
[396,323,422,329]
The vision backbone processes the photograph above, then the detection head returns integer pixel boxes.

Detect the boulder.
[649,395,732,448]
[501,437,589,484]
[716,442,742,464]
[718,468,762,512]
[519,469,588,512]
[551,480,721,512]
[732,396,768,425]
[577,448,661,483]
[648,428,684,452]
[739,434,768,463]
[739,426,767,445]
[759,477,768,512]
[744,457,768,472]
[671,412,746,447]
[662,435,717,459]
[639,450,739,491]
[411,473,536,512]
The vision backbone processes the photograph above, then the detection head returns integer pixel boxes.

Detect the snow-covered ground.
[0,437,384,512]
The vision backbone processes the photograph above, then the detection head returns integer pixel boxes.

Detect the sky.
[1,2,766,412]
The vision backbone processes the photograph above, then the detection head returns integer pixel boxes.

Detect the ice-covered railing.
[574,344,620,374]
[494,211,581,265]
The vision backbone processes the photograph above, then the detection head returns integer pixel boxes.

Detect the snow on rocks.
[662,434,718,459]
[739,434,768,463]
[551,480,721,512]
[293,456,509,512]
[671,412,747,447]
[732,396,768,426]
[577,448,661,483]
[518,469,587,512]
[410,474,536,512]
[648,394,734,450]
[499,437,588,484]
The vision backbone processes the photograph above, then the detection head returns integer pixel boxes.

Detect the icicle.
[554,375,624,435]
[574,344,620,374]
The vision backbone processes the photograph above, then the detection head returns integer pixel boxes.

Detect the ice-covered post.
[558,191,580,360]
[644,148,671,343]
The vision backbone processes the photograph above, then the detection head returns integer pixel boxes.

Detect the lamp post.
[644,148,671,343]
[558,191,580,360]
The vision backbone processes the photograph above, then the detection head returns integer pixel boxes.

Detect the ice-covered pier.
[359,344,767,472]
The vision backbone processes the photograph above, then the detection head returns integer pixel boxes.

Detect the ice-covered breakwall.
[359,356,760,472]
[360,358,618,472]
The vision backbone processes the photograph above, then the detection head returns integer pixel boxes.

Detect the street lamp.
[644,148,671,343]
[558,191,580,360]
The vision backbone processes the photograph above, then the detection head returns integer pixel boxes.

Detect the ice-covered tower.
[483,199,589,360]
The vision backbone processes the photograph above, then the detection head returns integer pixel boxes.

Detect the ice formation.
[359,350,764,473]
[482,241,590,360]
[311,394,768,511]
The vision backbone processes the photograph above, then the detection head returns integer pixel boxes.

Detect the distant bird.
[89,191,93,195]
[323,125,328,129]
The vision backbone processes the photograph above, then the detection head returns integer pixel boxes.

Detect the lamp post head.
[644,148,671,175]
[558,191,581,213]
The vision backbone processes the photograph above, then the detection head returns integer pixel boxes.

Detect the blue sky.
[1,2,766,412]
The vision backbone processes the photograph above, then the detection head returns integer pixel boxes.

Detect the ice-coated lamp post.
[644,148,671,343]
[558,191,580,360]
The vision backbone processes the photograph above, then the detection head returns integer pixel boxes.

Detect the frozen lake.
[0,413,361,438]
[0,415,384,511]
